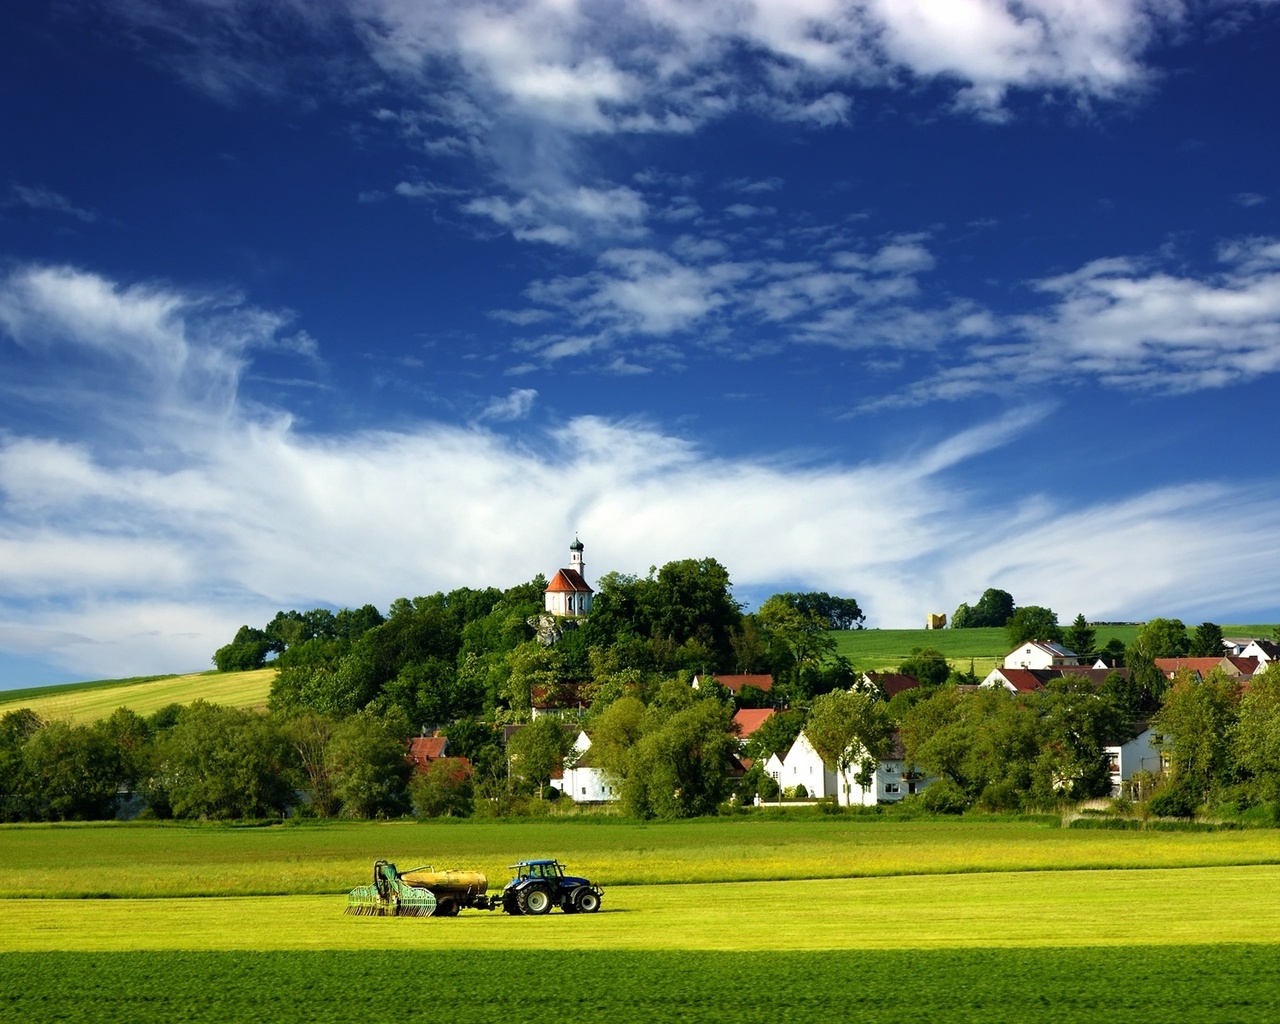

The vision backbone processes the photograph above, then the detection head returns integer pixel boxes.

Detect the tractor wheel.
[574,889,601,913]
[519,886,552,915]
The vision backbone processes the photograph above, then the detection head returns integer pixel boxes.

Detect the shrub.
[1147,781,1198,819]
[793,784,808,799]
[975,780,1023,813]
[921,778,969,814]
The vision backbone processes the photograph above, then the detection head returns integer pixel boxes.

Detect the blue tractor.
[500,859,603,915]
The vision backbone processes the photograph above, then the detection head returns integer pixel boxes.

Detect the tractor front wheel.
[574,889,601,913]
[520,887,552,915]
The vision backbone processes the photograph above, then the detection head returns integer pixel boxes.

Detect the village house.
[765,730,933,806]
[550,730,618,804]
[1003,640,1080,670]
[1104,726,1163,797]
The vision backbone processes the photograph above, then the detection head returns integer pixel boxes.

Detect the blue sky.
[2,0,1279,687]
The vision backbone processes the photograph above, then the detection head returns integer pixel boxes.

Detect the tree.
[284,711,339,817]
[149,702,297,819]
[506,716,571,796]
[771,592,865,630]
[1061,615,1096,662]
[757,596,838,679]
[742,709,806,764]
[954,589,1015,628]
[1151,669,1242,802]
[1029,677,1124,802]
[1234,663,1280,803]
[898,647,950,689]
[1005,606,1062,648]
[1134,618,1189,660]
[1188,622,1226,658]
[326,710,411,818]
[213,625,272,671]
[410,758,474,817]
[620,699,738,818]
[804,690,892,791]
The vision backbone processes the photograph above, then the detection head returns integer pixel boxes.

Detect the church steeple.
[569,536,585,578]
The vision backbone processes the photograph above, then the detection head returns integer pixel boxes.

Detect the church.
[543,538,594,617]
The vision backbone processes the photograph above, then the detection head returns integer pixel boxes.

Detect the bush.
[921,778,969,814]
[975,780,1023,813]
[1147,781,1198,819]
[793,784,808,799]
[409,759,474,818]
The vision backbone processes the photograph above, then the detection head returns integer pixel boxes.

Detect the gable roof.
[695,673,773,693]
[988,667,1053,693]
[865,672,920,697]
[732,708,775,738]
[545,568,593,594]
[406,736,448,763]
[1154,657,1227,679]
[1222,656,1261,677]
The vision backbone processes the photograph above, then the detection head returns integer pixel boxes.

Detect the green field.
[6,948,1278,1024]
[5,817,1280,898]
[0,668,273,723]
[4,817,1280,1021]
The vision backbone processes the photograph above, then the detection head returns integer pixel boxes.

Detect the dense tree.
[1152,669,1242,802]
[20,719,128,821]
[1134,618,1190,660]
[898,647,950,689]
[326,710,411,818]
[1061,615,1096,662]
[213,625,272,672]
[1005,606,1062,648]
[1188,622,1226,658]
[409,758,474,818]
[1234,663,1280,802]
[804,690,892,789]
[620,698,738,818]
[284,711,339,817]
[440,719,506,794]
[953,589,1015,629]
[1028,678,1124,802]
[149,702,297,819]
[506,716,571,796]
[771,592,865,630]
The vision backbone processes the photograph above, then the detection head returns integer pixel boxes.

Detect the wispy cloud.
[3,263,1280,681]
[8,184,98,223]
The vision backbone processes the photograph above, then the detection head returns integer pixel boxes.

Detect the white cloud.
[479,387,538,421]
[9,184,99,223]
[880,236,1280,406]
[3,264,1280,683]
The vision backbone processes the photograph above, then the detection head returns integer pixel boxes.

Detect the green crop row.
[3,948,1278,1023]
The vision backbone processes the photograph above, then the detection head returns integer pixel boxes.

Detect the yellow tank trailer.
[346,860,498,917]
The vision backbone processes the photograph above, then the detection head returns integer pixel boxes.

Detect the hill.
[0,668,274,724]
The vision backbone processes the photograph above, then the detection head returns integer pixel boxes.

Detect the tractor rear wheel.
[574,889,601,913]
[520,886,552,915]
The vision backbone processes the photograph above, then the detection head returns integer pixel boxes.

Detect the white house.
[550,730,619,804]
[1240,640,1278,667]
[765,732,837,799]
[766,731,934,806]
[544,538,594,618]
[1003,641,1079,670]
[1104,728,1163,797]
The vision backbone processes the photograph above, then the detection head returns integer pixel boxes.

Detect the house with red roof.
[405,735,472,779]
[544,537,593,617]
[691,673,773,695]
[861,672,920,698]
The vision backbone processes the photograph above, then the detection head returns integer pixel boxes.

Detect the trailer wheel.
[520,886,552,915]
[574,889,601,914]
[436,899,458,917]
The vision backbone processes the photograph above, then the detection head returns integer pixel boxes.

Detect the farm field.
[4,818,1280,1022]
[5,816,1280,898]
[5,947,1278,1024]
[6,864,1280,952]
[0,667,273,723]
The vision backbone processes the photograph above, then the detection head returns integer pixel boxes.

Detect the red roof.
[545,568,593,593]
[733,708,775,738]
[992,668,1049,693]
[406,736,448,764]
[1154,658,1227,679]
[866,672,920,697]
[698,674,773,693]
[1222,656,1261,677]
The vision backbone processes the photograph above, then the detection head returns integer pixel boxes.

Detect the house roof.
[1154,657,1226,678]
[1247,639,1279,659]
[866,672,920,697]
[732,708,775,738]
[1018,640,1078,659]
[545,568,593,593]
[1056,666,1130,684]
[406,736,448,763]
[1222,656,1261,676]
[991,668,1052,693]
[696,673,773,693]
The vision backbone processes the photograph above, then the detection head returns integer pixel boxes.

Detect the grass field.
[0,668,273,723]
[4,817,1280,1021]
[5,817,1280,898]
[6,948,1279,1024]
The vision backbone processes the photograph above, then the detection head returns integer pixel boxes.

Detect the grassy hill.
[0,668,274,724]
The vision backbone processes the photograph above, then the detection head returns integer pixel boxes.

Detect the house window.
[582,787,587,795]
[1105,752,1120,772]
[885,783,900,794]
[885,764,896,773]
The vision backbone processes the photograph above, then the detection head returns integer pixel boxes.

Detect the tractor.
[346,858,602,916]
[500,859,602,915]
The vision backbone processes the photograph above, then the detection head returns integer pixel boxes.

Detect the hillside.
[0,668,274,724]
